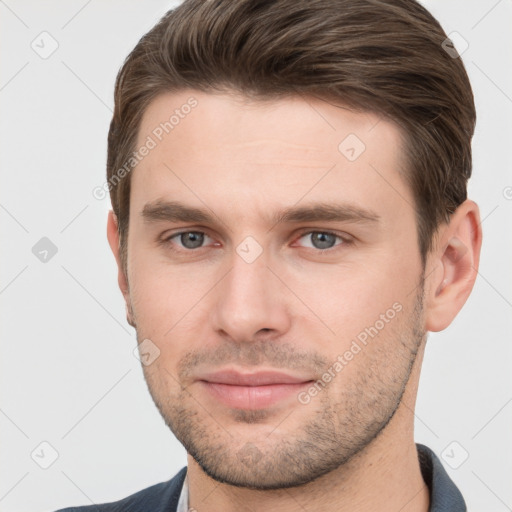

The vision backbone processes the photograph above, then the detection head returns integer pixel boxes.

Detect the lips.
[197,369,314,409]
[199,370,312,386]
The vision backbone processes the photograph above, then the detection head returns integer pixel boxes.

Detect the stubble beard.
[139,287,426,490]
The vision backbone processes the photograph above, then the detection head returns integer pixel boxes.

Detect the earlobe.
[107,211,136,327]
[425,200,482,332]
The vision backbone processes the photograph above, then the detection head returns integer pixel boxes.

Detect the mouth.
[196,369,315,410]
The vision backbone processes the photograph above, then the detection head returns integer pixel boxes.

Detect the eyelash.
[160,229,352,253]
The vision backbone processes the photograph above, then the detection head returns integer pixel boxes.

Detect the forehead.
[131,89,412,227]
[136,89,402,156]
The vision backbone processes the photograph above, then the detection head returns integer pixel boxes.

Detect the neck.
[187,344,429,512]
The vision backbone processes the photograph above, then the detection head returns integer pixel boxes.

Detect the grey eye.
[299,232,341,250]
[179,232,205,249]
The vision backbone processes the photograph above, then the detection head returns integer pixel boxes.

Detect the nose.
[211,248,292,344]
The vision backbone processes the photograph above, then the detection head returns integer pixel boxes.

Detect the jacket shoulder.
[55,467,187,512]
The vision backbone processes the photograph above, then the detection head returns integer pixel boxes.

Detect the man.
[58,0,482,510]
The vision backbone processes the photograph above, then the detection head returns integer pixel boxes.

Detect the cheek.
[128,249,175,337]
[286,256,417,347]
[128,247,219,342]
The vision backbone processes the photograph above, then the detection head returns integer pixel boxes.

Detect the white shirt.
[176,474,189,512]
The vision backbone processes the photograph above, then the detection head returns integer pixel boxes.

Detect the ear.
[424,200,482,332]
[107,210,136,328]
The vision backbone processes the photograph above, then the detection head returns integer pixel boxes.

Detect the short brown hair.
[107,0,476,270]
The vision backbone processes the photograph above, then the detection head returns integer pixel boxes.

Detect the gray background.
[1,1,511,511]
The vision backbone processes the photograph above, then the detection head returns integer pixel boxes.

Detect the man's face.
[124,90,426,488]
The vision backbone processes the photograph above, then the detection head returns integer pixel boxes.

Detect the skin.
[107,90,482,512]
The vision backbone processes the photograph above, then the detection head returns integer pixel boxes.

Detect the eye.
[161,230,349,253]
[165,231,214,250]
[295,231,347,250]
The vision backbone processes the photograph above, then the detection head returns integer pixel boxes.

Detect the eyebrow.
[141,200,380,227]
